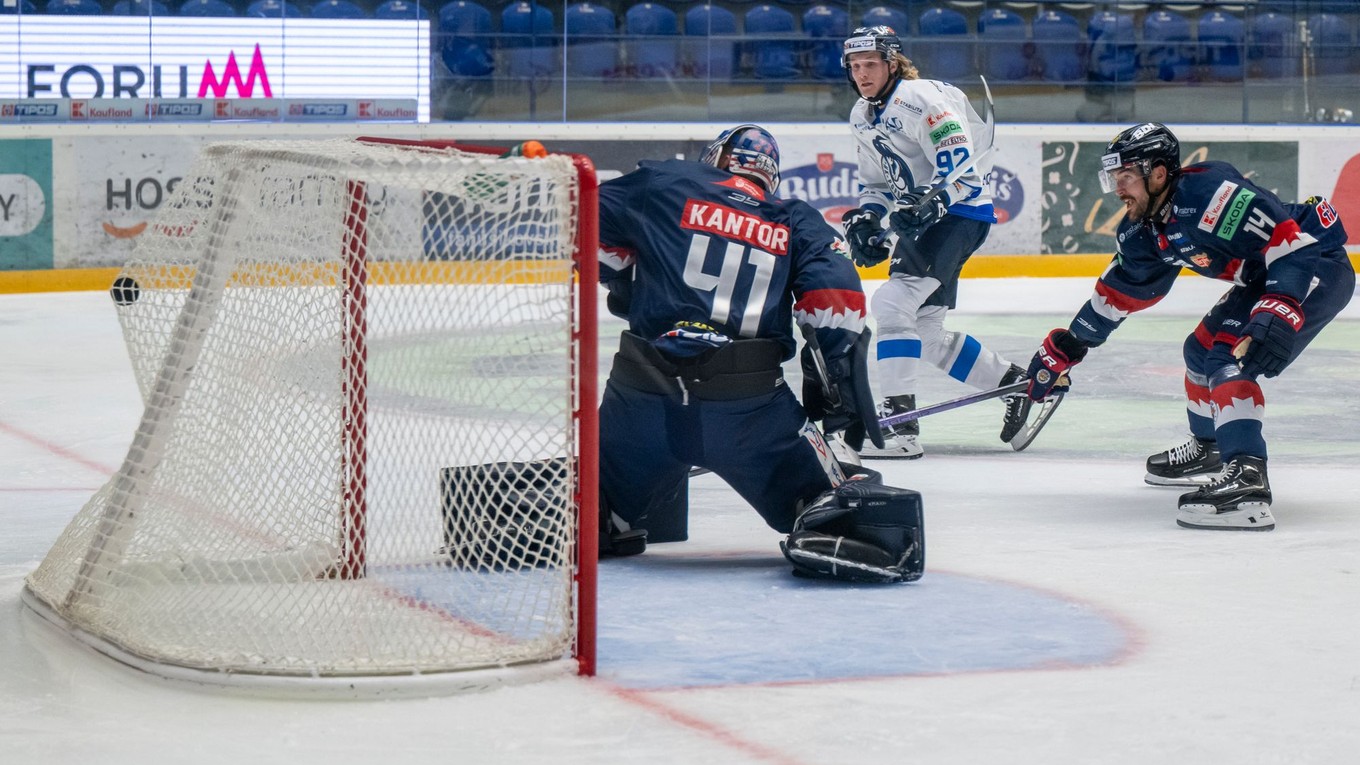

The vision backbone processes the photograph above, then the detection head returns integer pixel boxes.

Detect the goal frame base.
[22,584,578,700]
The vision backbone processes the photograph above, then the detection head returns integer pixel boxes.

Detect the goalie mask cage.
[22,138,599,697]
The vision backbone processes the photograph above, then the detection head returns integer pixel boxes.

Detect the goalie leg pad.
[780,479,924,583]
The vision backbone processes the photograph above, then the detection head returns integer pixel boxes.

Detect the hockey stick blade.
[1008,391,1064,452]
[878,380,1027,430]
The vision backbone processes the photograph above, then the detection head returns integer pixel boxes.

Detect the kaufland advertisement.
[0,17,430,121]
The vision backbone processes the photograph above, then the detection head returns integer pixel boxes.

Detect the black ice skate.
[1176,455,1275,531]
[860,394,923,460]
[998,364,1032,444]
[1145,435,1223,486]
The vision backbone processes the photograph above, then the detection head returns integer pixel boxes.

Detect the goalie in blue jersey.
[595,125,925,583]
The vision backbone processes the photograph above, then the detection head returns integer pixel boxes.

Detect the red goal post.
[22,136,599,695]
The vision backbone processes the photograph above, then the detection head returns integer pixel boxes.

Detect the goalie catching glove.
[801,328,885,451]
[781,476,925,584]
[1026,328,1088,401]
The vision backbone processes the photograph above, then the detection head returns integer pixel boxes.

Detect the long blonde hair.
[891,51,920,81]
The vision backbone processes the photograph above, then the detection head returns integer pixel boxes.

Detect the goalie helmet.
[1099,122,1181,193]
[700,124,781,195]
[841,25,904,104]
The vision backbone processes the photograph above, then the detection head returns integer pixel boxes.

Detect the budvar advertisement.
[775,133,1042,257]
[0,18,430,120]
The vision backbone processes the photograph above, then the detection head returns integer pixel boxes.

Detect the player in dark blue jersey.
[596,125,924,582]
[1025,123,1354,531]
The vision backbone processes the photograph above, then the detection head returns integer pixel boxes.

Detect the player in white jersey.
[839,25,1029,460]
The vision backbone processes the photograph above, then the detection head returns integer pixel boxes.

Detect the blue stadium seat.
[683,3,738,79]
[3,0,37,11]
[1308,13,1353,77]
[565,2,617,78]
[917,6,970,83]
[179,0,236,15]
[312,0,366,18]
[1033,8,1083,82]
[1198,9,1244,82]
[113,0,171,14]
[745,4,799,79]
[1142,8,1192,82]
[437,0,494,77]
[1087,10,1137,83]
[1249,11,1299,79]
[625,3,679,77]
[978,6,1029,82]
[375,0,425,18]
[501,0,555,79]
[803,4,849,80]
[45,0,103,14]
[245,0,301,17]
[860,6,909,37]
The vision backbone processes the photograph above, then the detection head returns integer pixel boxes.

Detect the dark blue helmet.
[700,124,781,195]
[1099,122,1181,193]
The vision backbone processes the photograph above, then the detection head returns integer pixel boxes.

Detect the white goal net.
[23,138,599,695]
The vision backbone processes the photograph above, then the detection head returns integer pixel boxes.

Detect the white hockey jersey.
[849,77,995,223]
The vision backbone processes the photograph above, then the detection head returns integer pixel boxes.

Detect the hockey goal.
[22,137,599,696]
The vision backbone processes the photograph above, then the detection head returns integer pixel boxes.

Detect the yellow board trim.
[4,253,1360,294]
[0,261,575,294]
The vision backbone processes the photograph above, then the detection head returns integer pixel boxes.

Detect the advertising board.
[0,18,430,120]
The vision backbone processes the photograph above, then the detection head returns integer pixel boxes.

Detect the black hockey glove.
[888,189,949,240]
[1026,328,1088,402]
[840,208,890,268]
[1234,295,1304,378]
[801,328,885,451]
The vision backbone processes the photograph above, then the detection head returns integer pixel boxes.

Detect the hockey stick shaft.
[902,81,997,213]
[878,380,1026,429]
[911,144,995,211]
[799,322,841,410]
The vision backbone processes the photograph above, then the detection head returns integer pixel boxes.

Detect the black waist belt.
[610,332,785,401]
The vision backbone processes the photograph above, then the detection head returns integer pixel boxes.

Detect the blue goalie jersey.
[597,159,866,363]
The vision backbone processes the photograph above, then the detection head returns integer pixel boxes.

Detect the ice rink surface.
[3,277,1358,764]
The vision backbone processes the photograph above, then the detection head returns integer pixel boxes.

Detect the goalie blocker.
[781,473,925,584]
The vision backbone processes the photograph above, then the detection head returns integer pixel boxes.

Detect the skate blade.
[1175,502,1275,531]
[1008,392,1064,452]
[859,449,925,461]
[1144,470,1225,487]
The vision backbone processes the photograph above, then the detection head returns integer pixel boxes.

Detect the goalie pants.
[599,377,840,542]
[1181,248,1355,462]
